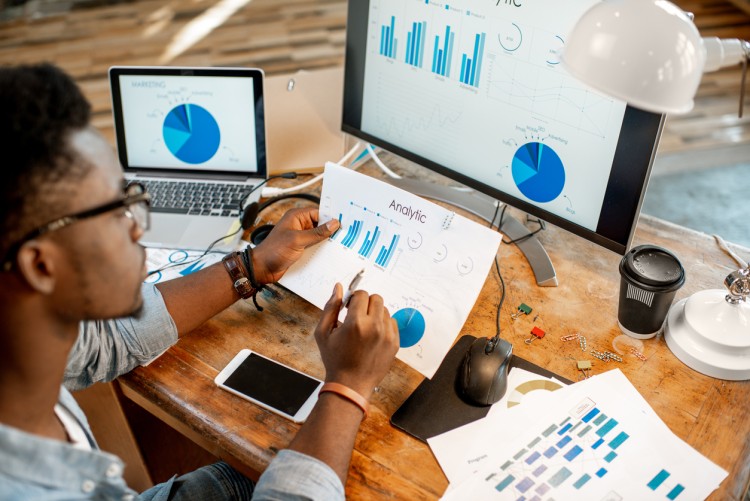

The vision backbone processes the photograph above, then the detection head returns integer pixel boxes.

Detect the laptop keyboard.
[142,180,251,217]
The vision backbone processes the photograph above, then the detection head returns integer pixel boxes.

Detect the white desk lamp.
[562,0,750,380]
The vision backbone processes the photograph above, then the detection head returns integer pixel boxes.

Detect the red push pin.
[525,326,546,345]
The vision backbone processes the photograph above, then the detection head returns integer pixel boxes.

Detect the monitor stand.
[386,178,558,287]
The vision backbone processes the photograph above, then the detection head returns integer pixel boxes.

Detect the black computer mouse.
[458,336,513,406]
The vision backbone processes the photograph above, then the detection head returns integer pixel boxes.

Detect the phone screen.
[223,352,321,416]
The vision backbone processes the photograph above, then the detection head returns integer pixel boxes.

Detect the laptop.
[109,66,268,251]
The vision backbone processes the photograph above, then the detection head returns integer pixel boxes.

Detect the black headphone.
[239,172,298,229]
[239,175,321,245]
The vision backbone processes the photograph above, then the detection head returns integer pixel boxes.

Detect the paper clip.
[590,350,609,362]
[590,350,623,363]
[560,333,580,342]
[525,326,546,344]
[604,351,623,362]
[579,335,587,352]
[511,303,533,320]
[629,347,648,361]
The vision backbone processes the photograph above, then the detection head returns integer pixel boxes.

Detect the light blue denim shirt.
[0,284,344,500]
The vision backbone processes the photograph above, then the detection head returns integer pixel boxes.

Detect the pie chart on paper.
[511,142,566,203]
[392,307,426,348]
[163,103,221,164]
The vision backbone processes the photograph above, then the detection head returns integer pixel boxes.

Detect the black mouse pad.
[390,335,573,443]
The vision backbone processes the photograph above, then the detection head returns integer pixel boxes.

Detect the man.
[0,63,399,500]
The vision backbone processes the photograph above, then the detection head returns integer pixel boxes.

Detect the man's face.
[48,127,147,321]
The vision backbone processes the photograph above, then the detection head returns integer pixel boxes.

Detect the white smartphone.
[215,349,323,423]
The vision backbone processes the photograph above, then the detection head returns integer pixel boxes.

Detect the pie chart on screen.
[511,142,565,203]
[163,104,221,164]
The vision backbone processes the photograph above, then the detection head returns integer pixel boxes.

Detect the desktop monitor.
[341,0,665,255]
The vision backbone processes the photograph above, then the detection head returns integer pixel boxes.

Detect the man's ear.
[15,241,58,294]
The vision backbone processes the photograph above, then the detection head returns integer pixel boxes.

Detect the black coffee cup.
[618,244,685,339]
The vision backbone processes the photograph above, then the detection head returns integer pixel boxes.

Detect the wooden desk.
[118,165,750,500]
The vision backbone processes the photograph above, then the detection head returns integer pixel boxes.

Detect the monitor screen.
[109,66,267,177]
[342,0,664,254]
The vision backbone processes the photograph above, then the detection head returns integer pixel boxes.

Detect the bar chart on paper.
[279,163,502,378]
[330,202,403,270]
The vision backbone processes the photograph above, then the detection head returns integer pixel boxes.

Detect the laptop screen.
[109,67,267,178]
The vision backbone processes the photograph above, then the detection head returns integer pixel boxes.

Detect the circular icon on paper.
[407,232,423,249]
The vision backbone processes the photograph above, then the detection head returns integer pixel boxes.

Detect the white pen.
[341,269,365,310]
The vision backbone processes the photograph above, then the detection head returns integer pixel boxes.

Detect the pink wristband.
[319,382,369,419]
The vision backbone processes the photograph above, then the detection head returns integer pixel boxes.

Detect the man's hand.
[251,207,339,285]
[314,284,399,400]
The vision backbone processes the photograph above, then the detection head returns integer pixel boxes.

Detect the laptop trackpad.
[141,214,190,248]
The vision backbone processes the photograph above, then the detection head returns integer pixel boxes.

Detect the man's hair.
[0,63,92,261]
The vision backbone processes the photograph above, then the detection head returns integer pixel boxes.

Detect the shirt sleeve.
[63,284,178,391]
[252,450,344,501]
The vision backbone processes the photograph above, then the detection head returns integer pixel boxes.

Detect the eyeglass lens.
[126,183,151,232]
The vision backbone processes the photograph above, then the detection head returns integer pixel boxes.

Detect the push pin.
[511,303,533,320]
[525,326,546,344]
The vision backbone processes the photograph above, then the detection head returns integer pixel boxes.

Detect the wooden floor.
[2,0,750,167]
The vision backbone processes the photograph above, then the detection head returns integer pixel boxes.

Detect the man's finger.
[315,283,343,341]
[297,218,340,248]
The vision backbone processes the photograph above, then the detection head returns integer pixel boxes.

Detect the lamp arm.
[702,37,750,72]
[702,38,750,117]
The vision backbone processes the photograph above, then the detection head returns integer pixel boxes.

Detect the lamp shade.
[562,0,705,114]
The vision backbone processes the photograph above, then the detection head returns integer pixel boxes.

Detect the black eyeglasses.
[2,182,151,272]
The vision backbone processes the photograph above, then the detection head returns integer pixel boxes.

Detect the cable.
[240,172,298,212]
[714,234,748,268]
[261,142,363,197]
[146,230,237,277]
[488,200,503,229]
[496,204,546,245]
[365,144,402,179]
[488,254,506,345]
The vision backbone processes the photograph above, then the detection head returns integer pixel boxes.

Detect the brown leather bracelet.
[222,252,256,299]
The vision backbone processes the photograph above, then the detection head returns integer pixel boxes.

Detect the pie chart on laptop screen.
[511,142,566,203]
[163,103,221,164]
